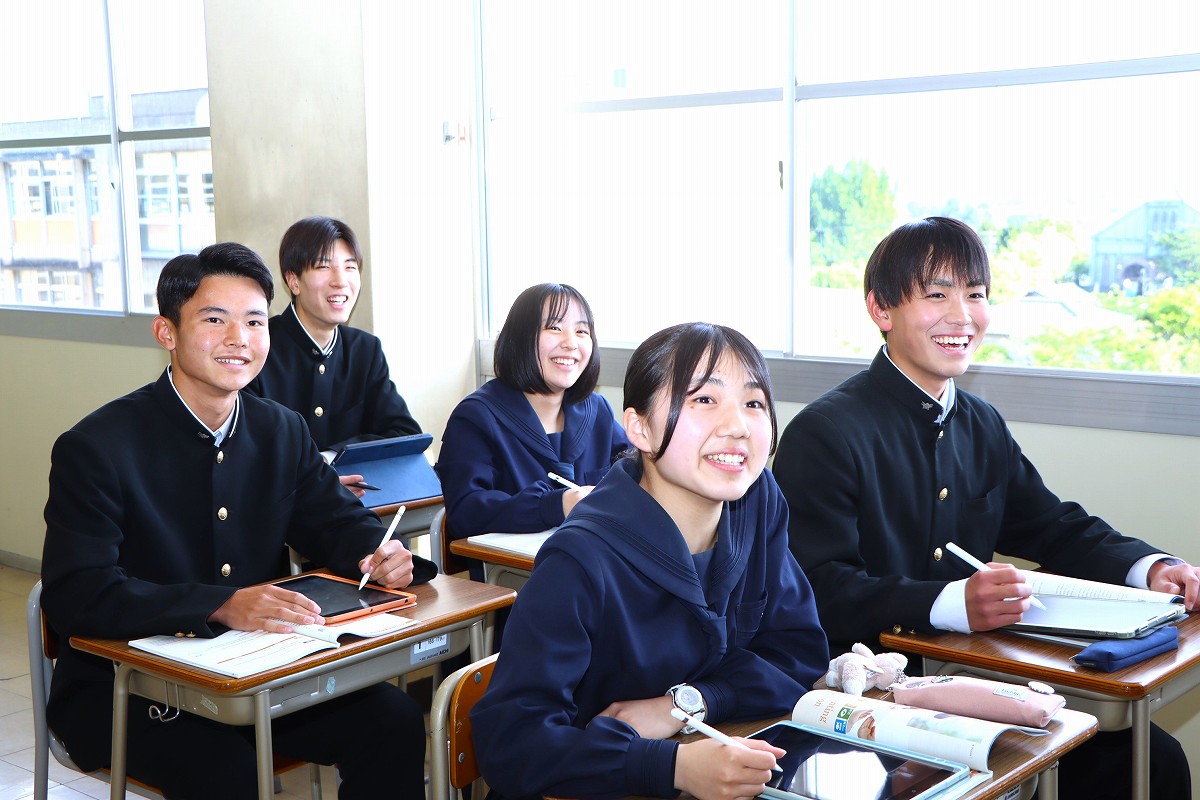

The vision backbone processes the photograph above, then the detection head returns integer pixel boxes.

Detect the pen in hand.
[359,505,406,590]
[548,472,581,491]
[669,708,783,772]
[347,481,381,491]
[944,541,1047,610]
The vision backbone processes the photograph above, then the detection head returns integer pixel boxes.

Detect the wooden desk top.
[449,538,537,573]
[625,707,1097,800]
[881,612,1200,700]
[71,574,514,694]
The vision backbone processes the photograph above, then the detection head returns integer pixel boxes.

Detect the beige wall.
[1,0,1198,789]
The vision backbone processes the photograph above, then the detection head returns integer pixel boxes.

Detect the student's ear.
[152,316,178,352]
[622,407,655,456]
[284,270,302,297]
[867,291,893,334]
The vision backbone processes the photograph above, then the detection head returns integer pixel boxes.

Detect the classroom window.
[477,0,1200,381]
[0,0,211,314]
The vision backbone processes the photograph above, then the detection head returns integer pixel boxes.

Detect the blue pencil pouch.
[1071,625,1179,671]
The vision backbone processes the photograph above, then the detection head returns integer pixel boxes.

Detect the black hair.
[156,242,274,325]
[278,216,364,297]
[493,283,600,403]
[864,216,991,311]
[623,322,777,462]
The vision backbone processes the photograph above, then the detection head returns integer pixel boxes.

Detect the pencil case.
[890,675,1065,727]
[1071,625,1179,672]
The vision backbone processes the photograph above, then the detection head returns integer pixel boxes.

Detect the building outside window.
[0,0,211,314]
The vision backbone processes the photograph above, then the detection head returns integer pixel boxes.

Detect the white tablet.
[1009,596,1184,639]
[748,721,970,800]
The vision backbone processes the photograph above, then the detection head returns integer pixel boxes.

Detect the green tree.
[1135,284,1200,342]
[810,161,897,268]
[1153,228,1200,285]
[988,217,1085,303]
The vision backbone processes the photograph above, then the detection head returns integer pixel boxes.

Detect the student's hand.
[964,563,1032,631]
[596,695,681,739]
[358,540,415,589]
[674,737,783,800]
[339,473,367,499]
[1149,560,1200,609]
[561,485,594,517]
[209,585,324,632]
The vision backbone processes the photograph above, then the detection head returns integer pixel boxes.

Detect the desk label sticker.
[413,634,450,664]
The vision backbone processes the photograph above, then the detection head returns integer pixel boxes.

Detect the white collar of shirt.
[166,365,239,446]
[288,302,338,356]
[881,344,956,422]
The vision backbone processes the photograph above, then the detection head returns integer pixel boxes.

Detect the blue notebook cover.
[333,434,442,506]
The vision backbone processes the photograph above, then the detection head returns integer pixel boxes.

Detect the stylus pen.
[669,708,783,772]
[359,505,406,590]
[548,471,581,491]
[348,481,381,491]
[945,541,1047,610]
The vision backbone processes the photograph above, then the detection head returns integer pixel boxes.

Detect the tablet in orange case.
[271,572,417,624]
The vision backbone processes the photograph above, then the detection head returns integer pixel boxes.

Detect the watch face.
[676,686,702,710]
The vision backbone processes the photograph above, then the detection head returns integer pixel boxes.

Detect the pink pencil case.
[890,675,1065,727]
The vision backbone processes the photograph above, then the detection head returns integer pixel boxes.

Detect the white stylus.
[669,708,782,772]
[548,471,581,491]
[359,505,406,590]
[945,541,1047,610]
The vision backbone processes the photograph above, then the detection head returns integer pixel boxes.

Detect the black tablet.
[749,722,969,800]
[271,573,416,623]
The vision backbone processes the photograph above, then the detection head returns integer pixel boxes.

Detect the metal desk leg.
[254,690,275,800]
[470,617,486,662]
[109,664,133,800]
[1132,697,1150,800]
[1039,761,1058,800]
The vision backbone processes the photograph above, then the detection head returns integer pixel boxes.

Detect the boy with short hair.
[248,217,420,496]
[774,216,1195,799]
[42,242,436,799]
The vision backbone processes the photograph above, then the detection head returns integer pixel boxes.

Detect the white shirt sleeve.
[929,578,972,633]
[1127,554,1182,589]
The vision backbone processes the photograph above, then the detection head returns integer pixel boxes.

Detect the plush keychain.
[825,643,909,696]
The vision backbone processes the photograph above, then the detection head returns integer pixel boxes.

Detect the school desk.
[71,574,516,800]
[881,611,1200,800]
[621,704,1098,800]
[448,530,549,586]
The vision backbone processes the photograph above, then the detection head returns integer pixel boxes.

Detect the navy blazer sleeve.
[775,371,1160,652]
[330,334,421,450]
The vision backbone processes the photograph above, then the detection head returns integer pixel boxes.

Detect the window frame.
[471,3,1200,436]
[0,0,211,324]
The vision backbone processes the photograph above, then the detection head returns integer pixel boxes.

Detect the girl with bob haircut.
[472,322,828,800]
[436,283,629,577]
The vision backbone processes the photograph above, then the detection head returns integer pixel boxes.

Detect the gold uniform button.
[315,406,324,417]
[221,563,231,577]
[318,364,326,375]
[938,487,949,500]
[175,632,185,637]
[892,625,903,634]
[217,507,228,521]
[934,547,943,561]
[216,450,224,464]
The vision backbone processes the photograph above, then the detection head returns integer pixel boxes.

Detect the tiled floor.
[0,566,435,799]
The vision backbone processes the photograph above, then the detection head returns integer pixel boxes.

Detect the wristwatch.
[667,683,706,733]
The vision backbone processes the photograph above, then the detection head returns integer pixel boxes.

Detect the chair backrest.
[28,579,91,800]
[431,507,472,577]
[429,653,499,800]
